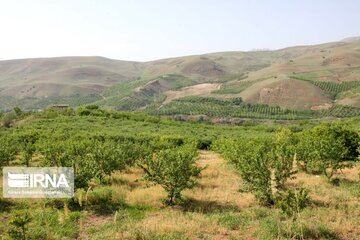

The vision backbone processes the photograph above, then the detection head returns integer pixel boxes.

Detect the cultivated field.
[0,107,359,239]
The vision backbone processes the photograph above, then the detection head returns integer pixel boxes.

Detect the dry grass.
[163,83,221,105]
[80,151,360,239]
[183,151,256,209]
[2,151,355,239]
[82,151,259,239]
[75,150,360,239]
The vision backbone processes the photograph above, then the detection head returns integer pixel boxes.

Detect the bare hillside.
[0,38,360,115]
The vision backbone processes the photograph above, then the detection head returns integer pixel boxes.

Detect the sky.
[0,0,359,62]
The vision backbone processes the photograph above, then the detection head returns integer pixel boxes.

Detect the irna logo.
[3,167,74,198]
[7,173,69,188]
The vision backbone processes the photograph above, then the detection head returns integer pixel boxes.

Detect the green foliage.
[296,124,357,180]
[146,96,317,120]
[256,217,281,240]
[82,186,125,214]
[138,143,202,205]
[13,107,23,116]
[7,211,32,240]
[320,105,360,118]
[256,217,341,240]
[147,95,360,120]
[213,129,308,206]
[85,104,99,110]
[291,75,360,99]
[272,129,297,189]
[107,74,190,111]
[0,134,17,168]
[338,127,360,161]
[227,138,274,205]
[16,130,39,166]
[2,111,17,128]
[275,188,310,221]
[217,211,250,230]
[38,135,149,189]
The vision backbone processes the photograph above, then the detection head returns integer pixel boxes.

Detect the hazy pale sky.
[0,0,359,61]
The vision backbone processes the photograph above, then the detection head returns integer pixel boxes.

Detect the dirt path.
[190,150,255,209]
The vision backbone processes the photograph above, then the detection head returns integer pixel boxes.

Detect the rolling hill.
[1,38,360,119]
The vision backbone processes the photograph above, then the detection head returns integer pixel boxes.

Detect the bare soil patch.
[163,83,221,104]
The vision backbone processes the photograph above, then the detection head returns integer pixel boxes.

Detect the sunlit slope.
[210,40,360,109]
[0,56,143,98]
[0,38,359,114]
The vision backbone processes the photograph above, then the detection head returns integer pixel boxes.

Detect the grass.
[1,150,358,239]
[1,111,360,239]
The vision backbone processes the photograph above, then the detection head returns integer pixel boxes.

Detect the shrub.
[85,104,99,110]
[138,143,202,205]
[197,138,212,150]
[16,130,39,166]
[38,137,149,189]
[2,112,16,128]
[215,129,300,205]
[272,128,297,190]
[230,138,274,205]
[83,186,125,213]
[13,107,23,116]
[275,188,310,221]
[7,211,32,240]
[296,124,356,180]
[0,134,17,168]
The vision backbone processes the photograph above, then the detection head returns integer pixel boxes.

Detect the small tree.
[138,143,202,205]
[230,138,274,205]
[87,139,130,181]
[2,112,16,128]
[0,134,17,168]
[17,131,39,167]
[297,124,353,181]
[39,138,95,189]
[224,130,300,206]
[37,136,71,167]
[272,128,297,190]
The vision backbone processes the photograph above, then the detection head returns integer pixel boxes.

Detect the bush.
[85,104,99,110]
[13,107,23,116]
[16,130,39,166]
[272,128,297,189]
[296,124,357,180]
[0,134,17,168]
[275,188,310,221]
[79,186,125,213]
[38,136,149,189]
[215,129,301,206]
[197,138,212,150]
[229,138,274,205]
[2,112,16,128]
[7,211,32,240]
[138,143,202,205]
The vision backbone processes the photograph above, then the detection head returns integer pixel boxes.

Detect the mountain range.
[1,37,360,119]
